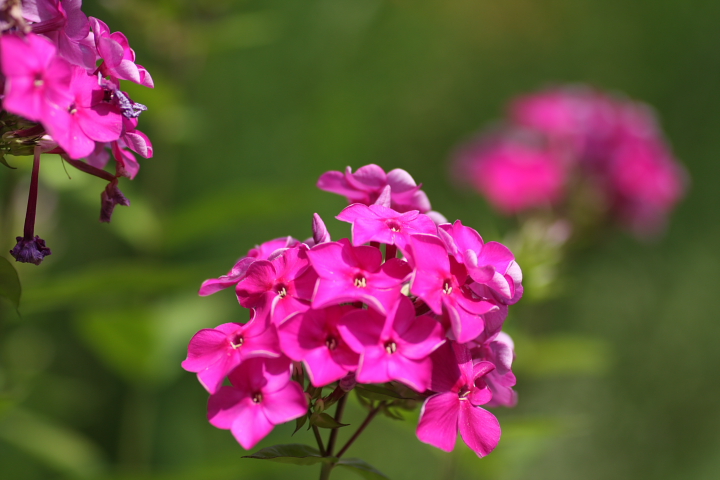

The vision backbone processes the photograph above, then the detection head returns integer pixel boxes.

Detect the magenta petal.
[468,386,493,406]
[345,164,387,191]
[416,392,460,452]
[208,386,251,429]
[336,203,372,223]
[230,404,275,450]
[356,347,391,384]
[352,217,394,245]
[458,402,501,457]
[478,241,515,273]
[181,328,229,372]
[77,103,123,142]
[262,381,308,424]
[388,355,432,392]
[197,353,240,394]
[303,347,350,386]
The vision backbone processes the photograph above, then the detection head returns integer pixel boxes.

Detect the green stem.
[312,424,326,456]
[325,393,347,456]
[335,403,383,459]
[318,392,348,480]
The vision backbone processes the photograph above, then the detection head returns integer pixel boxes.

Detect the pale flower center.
[231,334,244,349]
[386,219,402,232]
[384,341,397,354]
[276,284,288,298]
[252,392,263,404]
[442,280,453,295]
[325,336,338,350]
[354,275,367,288]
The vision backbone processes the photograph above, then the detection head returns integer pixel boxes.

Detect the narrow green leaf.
[355,385,405,402]
[242,444,337,465]
[292,414,308,435]
[0,257,21,310]
[0,154,17,169]
[310,412,349,429]
[336,458,390,480]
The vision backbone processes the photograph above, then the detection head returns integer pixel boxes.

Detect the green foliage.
[242,444,336,465]
[309,412,349,429]
[335,458,390,480]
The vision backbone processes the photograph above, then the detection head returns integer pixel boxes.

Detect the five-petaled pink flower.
[181,309,280,394]
[338,296,446,392]
[307,238,411,315]
[235,244,318,325]
[277,305,359,387]
[208,356,307,449]
[337,203,437,253]
[416,342,501,457]
[410,234,498,343]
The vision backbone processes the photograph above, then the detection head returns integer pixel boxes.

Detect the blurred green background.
[2,0,720,479]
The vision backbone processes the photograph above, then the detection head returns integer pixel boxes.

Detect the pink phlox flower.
[317,164,432,213]
[235,244,318,325]
[277,305,360,387]
[0,32,72,123]
[409,234,498,344]
[509,86,618,160]
[199,237,299,296]
[456,138,567,214]
[337,203,437,253]
[181,309,281,394]
[23,0,96,69]
[207,356,306,450]
[89,16,153,87]
[607,137,686,237]
[469,331,517,407]
[337,296,445,392]
[306,238,411,315]
[43,65,123,159]
[438,220,523,305]
[416,341,501,457]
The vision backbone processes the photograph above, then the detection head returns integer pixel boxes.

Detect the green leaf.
[0,153,17,169]
[0,256,21,310]
[310,412,349,429]
[292,414,308,435]
[355,384,405,402]
[336,458,390,480]
[242,444,337,465]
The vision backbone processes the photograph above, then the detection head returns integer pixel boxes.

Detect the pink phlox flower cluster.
[2,0,155,263]
[185,165,521,457]
[455,85,687,237]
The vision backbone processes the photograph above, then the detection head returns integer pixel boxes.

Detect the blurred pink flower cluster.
[454,86,686,237]
[185,165,522,459]
[1,0,153,264]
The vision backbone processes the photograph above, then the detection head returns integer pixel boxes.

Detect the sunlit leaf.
[242,444,337,465]
[0,256,21,310]
[336,458,390,479]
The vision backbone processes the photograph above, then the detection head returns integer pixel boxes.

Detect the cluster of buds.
[1,0,153,264]
[184,164,521,459]
[454,85,686,238]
